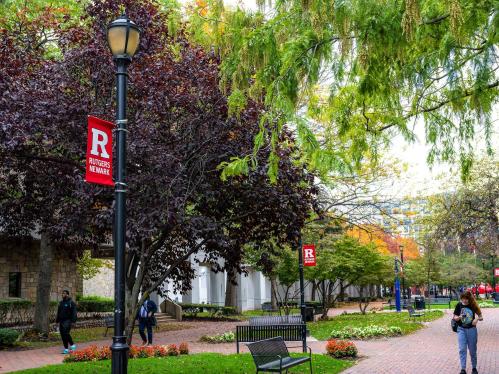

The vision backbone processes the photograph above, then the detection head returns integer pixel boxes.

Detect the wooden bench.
[247,337,312,373]
[103,316,114,337]
[427,297,451,309]
[407,306,425,322]
[237,315,306,353]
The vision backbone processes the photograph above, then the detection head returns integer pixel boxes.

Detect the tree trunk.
[225,272,237,309]
[310,281,317,301]
[33,232,54,337]
[270,276,278,310]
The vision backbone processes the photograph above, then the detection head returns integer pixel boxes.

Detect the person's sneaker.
[61,349,69,354]
[460,370,466,374]
[472,369,478,374]
[70,344,76,351]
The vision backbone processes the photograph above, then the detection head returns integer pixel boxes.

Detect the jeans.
[457,326,477,369]
[59,320,74,349]
[138,317,153,344]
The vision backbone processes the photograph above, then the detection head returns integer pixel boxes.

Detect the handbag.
[151,315,157,326]
[451,319,458,332]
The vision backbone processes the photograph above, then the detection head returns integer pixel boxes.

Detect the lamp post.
[399,245,405,302]
[107,14,140,374]
[297,235,307,353]
[394,257,401,312]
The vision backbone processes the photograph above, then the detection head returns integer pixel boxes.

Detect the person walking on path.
[55,290,77,354]
[453,290,483,374]
[136,295,157,346]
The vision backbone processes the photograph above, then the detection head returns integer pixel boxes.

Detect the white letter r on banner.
[90,128,110,159]
[305,248,313,259]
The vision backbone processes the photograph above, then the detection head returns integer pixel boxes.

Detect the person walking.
[453,290,483,374]
[56,289,77,354]
[136,295,157,346]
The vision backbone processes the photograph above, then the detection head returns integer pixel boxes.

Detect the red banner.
[85,116,114,186]
[303,244,316,266]
[495,268,499,277]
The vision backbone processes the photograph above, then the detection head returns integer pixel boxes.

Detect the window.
[8,272,21,298]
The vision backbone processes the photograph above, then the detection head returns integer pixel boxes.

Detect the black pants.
[59,320,74,349]
[138,317,153,344]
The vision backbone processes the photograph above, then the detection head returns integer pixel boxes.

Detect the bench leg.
[310,358,313,374]
[236,340,240,354]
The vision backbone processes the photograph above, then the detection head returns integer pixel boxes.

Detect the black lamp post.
[107,14,140,374]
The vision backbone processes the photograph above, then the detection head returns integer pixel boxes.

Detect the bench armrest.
[285,345,313,357]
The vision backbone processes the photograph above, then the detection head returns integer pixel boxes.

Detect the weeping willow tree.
[185,0,498,181]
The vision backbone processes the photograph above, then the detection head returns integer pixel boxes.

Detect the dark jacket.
[135,299,158,320]
[56,297,77,323]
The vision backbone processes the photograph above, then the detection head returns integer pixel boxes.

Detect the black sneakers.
[472,369,478,374]
[460,370,466,374]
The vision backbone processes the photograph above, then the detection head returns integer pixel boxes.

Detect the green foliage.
[76,251,113,281]
[180,303,237,318]
[329,325,403,339]
[77,298,114,313]
[0,328,20,346]
[187,0,498,180]
[309,310,444,340]
[199,331,235,343]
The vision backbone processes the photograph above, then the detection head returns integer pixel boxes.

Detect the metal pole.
[297,236,306,352]
[492,254,496,290]
[394,258,401,312]
[400,246,405,302]
[111,58,130,374]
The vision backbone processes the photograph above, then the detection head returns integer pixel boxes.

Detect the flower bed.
[200,331,235,343]
[326,339,358,358]
[329,325,402,339]
[63,343,189,363]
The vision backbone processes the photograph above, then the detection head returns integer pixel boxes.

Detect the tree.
[186,0,497,181]
[0,0,318,342]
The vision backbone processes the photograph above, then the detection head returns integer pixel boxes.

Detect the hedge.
[77,298,114,313]
[0,299,57,327]
[180,303,237,317]
[0,328,20,346]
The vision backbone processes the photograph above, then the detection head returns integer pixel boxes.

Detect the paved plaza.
[0,308,498,373]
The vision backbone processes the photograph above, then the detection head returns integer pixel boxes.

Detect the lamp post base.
[111,336,129,374]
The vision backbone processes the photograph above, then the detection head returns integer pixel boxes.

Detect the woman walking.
[453,290,483,374]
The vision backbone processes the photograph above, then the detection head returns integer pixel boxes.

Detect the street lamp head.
[107,14,141,60]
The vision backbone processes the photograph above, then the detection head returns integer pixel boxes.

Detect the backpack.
[451,318,458,333]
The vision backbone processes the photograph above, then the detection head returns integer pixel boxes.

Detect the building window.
[9,272,21,298]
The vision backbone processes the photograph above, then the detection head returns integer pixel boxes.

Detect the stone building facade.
[0,239,82,301]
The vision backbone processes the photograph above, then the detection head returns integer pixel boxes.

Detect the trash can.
[414,296,425,310]
[304,306,314,322]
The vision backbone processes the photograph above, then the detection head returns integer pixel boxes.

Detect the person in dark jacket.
[136,295,157,346]
[56,290,77,354]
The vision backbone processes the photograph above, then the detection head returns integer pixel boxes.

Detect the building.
[0,238,82,301]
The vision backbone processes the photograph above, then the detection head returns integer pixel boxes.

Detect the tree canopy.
[187,0,498,180]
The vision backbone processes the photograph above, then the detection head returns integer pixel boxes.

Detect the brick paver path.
[343,308,499,374]
[1,308,497,373]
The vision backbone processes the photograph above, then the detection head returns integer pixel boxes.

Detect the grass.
[383,300,499,310]
[308,310,444,341]
[15,353,353,374]
[13,323,191,350]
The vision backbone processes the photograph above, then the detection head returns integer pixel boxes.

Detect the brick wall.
[0,239,82,301]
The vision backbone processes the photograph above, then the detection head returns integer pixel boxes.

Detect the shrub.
[179,342,189,355]
[180,303,237,318]
[0,328,20,346]
[0,299,58,327]
[200,331,235,343]
[77,298,114,313]
[167,344,179,356]
[329,325,402,339]
[64,344,187,363]
[478,302,495,308]
[326,339,358,358]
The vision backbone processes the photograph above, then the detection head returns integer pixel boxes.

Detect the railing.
[161,299,182,321]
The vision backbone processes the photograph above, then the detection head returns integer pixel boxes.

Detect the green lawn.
[15,323,190,350]
[15,353,353,374]
[309,310,444,340]
[184,308,302,320]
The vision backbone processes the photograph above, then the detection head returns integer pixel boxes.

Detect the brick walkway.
[343,308,499,374]
[1,308,497,373]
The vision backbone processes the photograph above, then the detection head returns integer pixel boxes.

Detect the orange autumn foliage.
[346,225,420,259]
